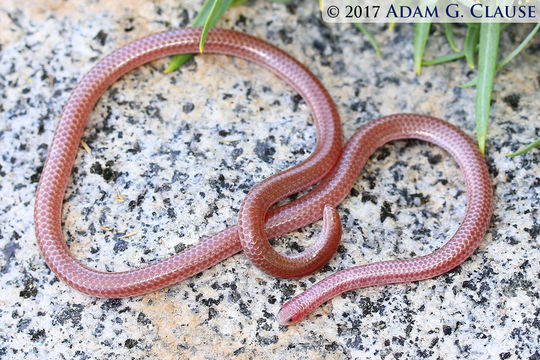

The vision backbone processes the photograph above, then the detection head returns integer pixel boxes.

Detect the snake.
[34,28,493,325]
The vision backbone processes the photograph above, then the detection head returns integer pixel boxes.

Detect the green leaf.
[457,78,477,88]
[164,54,194,74]
[199,0,223,53]
[497,23,540,71]
[354,23,382,58]
[165,0,240,74]
[414,22,431,75]
[506,136,540,157]
[464,23,480,68]
[444,23,460,52]
[475,23,500,155]
[191,0,218,25]
[200,0,237,53]
[422,51,464,66]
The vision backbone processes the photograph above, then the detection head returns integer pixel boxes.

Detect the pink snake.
[34,28,492,325]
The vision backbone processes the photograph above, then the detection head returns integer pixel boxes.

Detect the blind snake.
[34,28,492,325]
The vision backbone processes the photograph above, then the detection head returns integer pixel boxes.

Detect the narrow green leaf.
[192,0,219,25]
[229,0,247,7]
[414,22,431,75]
[497,23,540,71]
[457,78,477,88]
[200,0,235,53]
[165,0,219,73]
[200,0,222,53]
[444,23,460,52]
[475,23,500,155]
[230,0,248,7]
[464,23,480,68]
[200,0,235,51]
[354,23,382,58]
[165,0,239,73]
[422,51,464,66]
[164,54,195,73]
[506,136,540,157]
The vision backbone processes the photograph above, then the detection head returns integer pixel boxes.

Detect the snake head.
[276,301,303,326]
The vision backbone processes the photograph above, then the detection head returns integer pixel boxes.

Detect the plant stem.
[354,23,382,58]
[507,136,540,157]
[457,78,477,88]
[422,51,464,66]
[497,23,540,71]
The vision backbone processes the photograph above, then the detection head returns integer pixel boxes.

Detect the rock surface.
[1,0,539,359]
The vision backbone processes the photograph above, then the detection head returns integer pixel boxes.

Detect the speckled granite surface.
[1,1,539,359]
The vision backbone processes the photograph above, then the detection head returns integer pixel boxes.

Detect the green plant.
[164,0,248,74]
[166,2,540,156]
[418,22,540,156]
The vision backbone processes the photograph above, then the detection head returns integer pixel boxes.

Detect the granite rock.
[0,0,539,359]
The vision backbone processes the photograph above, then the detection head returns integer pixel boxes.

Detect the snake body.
[34,28,492,324]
